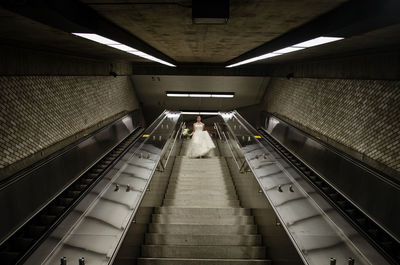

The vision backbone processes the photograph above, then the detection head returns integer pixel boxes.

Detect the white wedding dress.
[187,123,216,158]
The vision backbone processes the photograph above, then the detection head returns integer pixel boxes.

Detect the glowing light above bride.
[166,92,234,98]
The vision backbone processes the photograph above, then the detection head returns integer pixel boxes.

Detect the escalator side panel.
[25,111,181,265]
[0,110,141,244]
[264,113,400,243]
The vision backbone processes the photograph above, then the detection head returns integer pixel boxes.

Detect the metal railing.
[218,110,389,265]
[24,111,181,265]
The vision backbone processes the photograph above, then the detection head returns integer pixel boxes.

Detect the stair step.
[148,224,258,235]
[154,207,251,216]
[166,185,236,192]
[145,233,261,246]
[152,214,254,225]
[165,190,237,196]
[142,245,266,259]
[164,194,237,200]
[162,199,240,207]
[138,258,272,265]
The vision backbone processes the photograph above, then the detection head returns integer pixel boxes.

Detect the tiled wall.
[262,77,400,177]
[0,75,139,179]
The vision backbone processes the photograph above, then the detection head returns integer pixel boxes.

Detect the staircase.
[137,140,271,264]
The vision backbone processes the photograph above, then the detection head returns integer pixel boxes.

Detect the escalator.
[1,110,396,265]
[0,112,144,265]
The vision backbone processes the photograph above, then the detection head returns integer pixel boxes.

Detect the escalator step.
[79,178,93,185]
[345,208,357,216]
[321,186,331,193]
[299,166,306,170]
[96,164,108,169]
[337,200,347,208]
[48,205,66,216]
[309,175,317,181]
[356,217,367,226]
[328,193,339,200]
[11,237,34,251]
[57,197,74,206]
[66,190,81,198]
[91,168,103,173]
[88,173,98,178]
[304,170,311,175]
[315,180,323,186]
[74,184,88,191]
[368,228,380,237]
[27,225,46,238]
[39,215,57,226]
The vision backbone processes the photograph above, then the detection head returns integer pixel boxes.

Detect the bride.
[187,115,216,158]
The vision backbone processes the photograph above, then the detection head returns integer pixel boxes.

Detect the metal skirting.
[0,110,141,246]
[218,111,391,265]
[24,111,181,265]
[263,113,400,244]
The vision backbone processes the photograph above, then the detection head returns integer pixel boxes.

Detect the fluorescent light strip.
[166,93,189,97]
[211,94,234,98]
[272,46,304,54]
[189,94,211,98]
[293,36,344,48]
[181,111,219,115]
[167,92,234,98]
[72,33,175,67]
[227,36,344,68]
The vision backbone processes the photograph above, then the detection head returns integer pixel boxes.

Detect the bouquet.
[182,128,191,136]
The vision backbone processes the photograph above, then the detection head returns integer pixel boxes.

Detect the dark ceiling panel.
[227,0,400,66]
[83,0,345,63]
[0,0,176,65]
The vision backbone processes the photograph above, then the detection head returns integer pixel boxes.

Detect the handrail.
[158,121,184,171]
[24,110,181,265]
[219,111,389,265]
[213,122,222,141]
[215,122,243,172]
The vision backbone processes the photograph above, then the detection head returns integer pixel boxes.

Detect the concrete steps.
[145,233,262,246]
[141,245,267,259]
[148,224,259,235]
[139,154,270,264]
[138,258,271,265]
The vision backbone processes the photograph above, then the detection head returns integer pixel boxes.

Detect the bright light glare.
[293,36,344,48]
[226,53,279,68]
[227,36,344,68]
[72,33,175,67]
[211,94,234,98]
[166,93,189,97]
[72,33,120,45]
[189,94,212,98]
[272,47,304,54]
[108,44,138,52]
[167,92,234,98]
[181,111,219,115]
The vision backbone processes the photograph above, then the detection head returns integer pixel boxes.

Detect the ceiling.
[82,0,345,63]
[1,0,399,69]
[132,75,270,121]
[0,7,147,62]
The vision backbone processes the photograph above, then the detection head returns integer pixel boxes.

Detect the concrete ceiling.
[132,75,270,121]
[82,0,346,63]
[251,23,400,65]
[0,7,147,62]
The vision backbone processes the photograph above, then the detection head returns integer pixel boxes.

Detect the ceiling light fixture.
[292,36,344,48]
[166,92,234,98]
[181,111,220,115]
[72,33,175,67]
[226,36,344,68]
[272,47,305,54]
